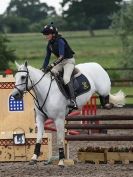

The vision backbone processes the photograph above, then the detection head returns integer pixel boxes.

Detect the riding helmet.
[41,22,58,35]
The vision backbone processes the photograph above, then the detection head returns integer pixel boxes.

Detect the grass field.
[7,29,122,69]
[6,30,132,103]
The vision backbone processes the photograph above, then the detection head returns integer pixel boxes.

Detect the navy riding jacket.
[43,35,75,69]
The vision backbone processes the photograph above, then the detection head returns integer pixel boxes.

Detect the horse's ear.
[24,61,28,68]
[15,61,20,69]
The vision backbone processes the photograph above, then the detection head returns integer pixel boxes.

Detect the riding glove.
[45,64,54,73]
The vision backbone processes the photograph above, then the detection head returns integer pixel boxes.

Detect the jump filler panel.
[9,95,24,111]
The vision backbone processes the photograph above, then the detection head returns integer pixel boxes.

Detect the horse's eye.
[21,76,26,80]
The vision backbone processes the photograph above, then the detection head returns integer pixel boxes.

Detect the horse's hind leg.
[54,118,65,167]
[99,95,113,109]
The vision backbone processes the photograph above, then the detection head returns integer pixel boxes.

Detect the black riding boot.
[66,82,78,109]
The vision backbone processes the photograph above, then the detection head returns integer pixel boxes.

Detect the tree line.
[0,0,133,71]
[0,0,123,33]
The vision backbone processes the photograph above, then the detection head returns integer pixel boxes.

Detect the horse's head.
[11,61,31,100]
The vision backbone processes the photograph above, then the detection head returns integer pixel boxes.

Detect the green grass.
[111,87,133,104]
[7,29,122,69]
[6,30,133,104]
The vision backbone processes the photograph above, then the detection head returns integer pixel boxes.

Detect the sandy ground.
[0,108,133,177]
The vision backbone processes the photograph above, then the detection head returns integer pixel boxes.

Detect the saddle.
[53,67,91,99]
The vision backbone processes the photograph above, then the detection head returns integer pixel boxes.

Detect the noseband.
[14,70,30,97]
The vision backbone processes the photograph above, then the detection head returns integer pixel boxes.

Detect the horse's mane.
[28,65,42,73]
[17,63,51,80]
[27,65,51,78]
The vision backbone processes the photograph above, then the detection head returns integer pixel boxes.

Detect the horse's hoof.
[58,159,64,167]
[104,103,113,110]
[29,159,37,165]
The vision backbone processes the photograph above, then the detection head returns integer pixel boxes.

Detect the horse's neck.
[28,66,51,96]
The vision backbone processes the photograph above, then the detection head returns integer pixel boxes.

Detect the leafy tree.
[111,1,133,77]
[43,16,68,31]
[6,0,56,24]
[2,0,57,33]
[0,34,17,70]
[4,16,30,33]
[0,15,4,32]
[61,0,123,34]
[29,15,67,32]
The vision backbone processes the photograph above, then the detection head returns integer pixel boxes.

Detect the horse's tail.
[109,90,126,107]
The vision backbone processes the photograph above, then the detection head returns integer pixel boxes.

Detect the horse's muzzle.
[11,90,23,100]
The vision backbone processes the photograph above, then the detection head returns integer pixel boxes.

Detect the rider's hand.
[40,67,44,72]
[45,64,54,73]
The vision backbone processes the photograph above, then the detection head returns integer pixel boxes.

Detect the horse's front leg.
[29,113,45,165]
[55,118,65,167]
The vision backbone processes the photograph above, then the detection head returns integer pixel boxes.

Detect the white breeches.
[51,58,75,85]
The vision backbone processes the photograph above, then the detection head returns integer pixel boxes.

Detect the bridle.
[14,70,30,97]
[15,68,54,117]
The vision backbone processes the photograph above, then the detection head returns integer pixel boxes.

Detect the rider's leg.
[63,58,78,109]
[65,81,78,109]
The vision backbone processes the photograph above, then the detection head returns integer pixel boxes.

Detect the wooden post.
[64,120,69,159]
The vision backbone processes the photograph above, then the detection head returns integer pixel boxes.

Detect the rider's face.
[44,34,53,41]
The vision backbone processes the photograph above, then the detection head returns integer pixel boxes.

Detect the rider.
[41,22,77,109]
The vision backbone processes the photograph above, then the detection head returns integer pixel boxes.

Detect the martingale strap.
[30,73,54,117]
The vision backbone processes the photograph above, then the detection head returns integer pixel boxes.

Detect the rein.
[28,73,53,117]
[15,69,54,117]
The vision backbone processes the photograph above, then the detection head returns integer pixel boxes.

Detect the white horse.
[11,61,125,166]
